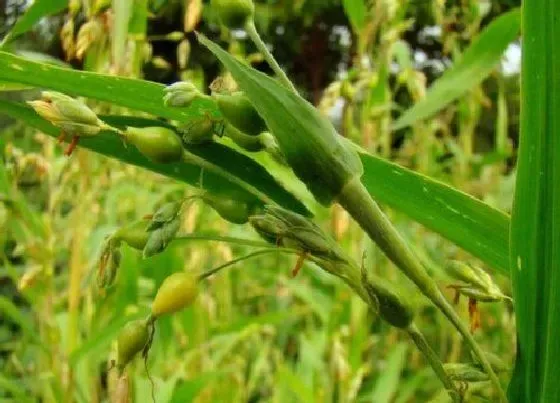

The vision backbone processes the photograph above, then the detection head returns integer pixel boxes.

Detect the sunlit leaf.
[368,343,408,403]
[0,100,309,215]
[358,150,510,274]
[198,34,511,275]
[1,0,68,47]
[342,0,368,32]
[508,2,560,401]
[392,8,520,130]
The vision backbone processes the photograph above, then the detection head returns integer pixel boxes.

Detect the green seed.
[163,81,201,107]
[117,320,149,371]
[143,219,180,258]
[147,201,182,231]
[152,272,198,318]
[42,91,100,126]
[97,244,121,289]
[215,92,266,136]
[443,363,489,383]
[202,192,254,224]
[249,213,287,243]
[124,126,183,163]
[180,117,216,145]
[362,267,415,329]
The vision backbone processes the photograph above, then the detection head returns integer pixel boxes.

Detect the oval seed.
[124,126,183,164]
[117,320,149,371]
[151,272,198,318]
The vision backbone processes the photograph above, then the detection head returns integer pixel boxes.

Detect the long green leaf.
[342,0,367,32]
[0,51,196,121]
[368,343,408,403]
[358,151,510,274]
[111,0,133,72]
[1,0,68,47]
[0,296,47,351]
[508,1,560,401]
[0,375,34,403]
[0,47,511,274]
[198,34,511,275]
[392,8,520,130]
[0,100,309,215]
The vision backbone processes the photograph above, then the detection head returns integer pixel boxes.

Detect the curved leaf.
[0,50,206,122]
[509,1,560,401]
[358,151,510,274]
[392,8,520,130]
[1,0,68,47]
[0,100,309,214]
[198,34,511,275]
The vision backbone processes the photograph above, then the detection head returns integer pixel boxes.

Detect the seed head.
[27,91,103,137]
[214,92,267,136]
[163,81,202,107]
[123,126,184,163]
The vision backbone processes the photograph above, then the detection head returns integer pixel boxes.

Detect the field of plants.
[1,0,558,402]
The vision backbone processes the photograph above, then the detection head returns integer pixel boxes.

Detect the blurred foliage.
[1,0,519,402]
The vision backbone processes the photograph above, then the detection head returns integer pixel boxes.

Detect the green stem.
[244,21,298,94]
[331,258,460,398]
[185,231,459,398]
[174,233,272,248]
[197,247,299,280]
[337,177,506,402]
[180,151,273,205]
[407,323,461,403]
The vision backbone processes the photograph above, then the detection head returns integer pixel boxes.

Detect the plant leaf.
[0,375,34,403]
[198,34,510,275]
[1,0,68,47]
[342,0,368,32]
[358,150,510,274]
[111,0,134,72]
[0,295,48,351]
[0,50,199,121]
[0,100,309,215]
[392,8,520,130]
[0,47,511,274]
[197,34,363,206]
[368,343,408,403]
[508,1,560,401]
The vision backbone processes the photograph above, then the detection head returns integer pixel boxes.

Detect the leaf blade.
[358,150,510,275]
[198,35,510,274]
[342,0,368,32]
[508,1,560,401]
[1,0,68,46]
[392,8,520,130]
[0,100,309,215]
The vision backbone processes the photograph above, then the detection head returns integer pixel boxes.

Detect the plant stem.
[244,21,298,94]
[407,323,461,403]
[329,257,460,398]
[337,177,506,402]
[197,247,299,280]
[174,233,272,248]
[188,229,460,398]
